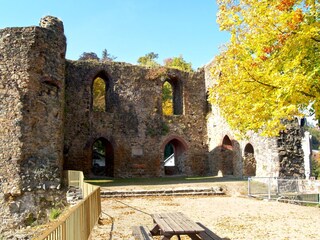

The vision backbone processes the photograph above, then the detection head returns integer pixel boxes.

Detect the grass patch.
[49,208,62,221]
[85,175,245,187]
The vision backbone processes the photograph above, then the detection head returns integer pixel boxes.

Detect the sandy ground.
[91,184,320,240]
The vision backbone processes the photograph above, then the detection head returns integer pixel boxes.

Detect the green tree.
[137,52,160,67]
[79,52,100,61]
[101,49,117,62]
[209,0,320,136]
[164,55,193,72]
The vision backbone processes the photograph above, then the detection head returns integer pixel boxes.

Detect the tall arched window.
[162,78,183,115]
[92,72,109,112]
[162,81,173,115]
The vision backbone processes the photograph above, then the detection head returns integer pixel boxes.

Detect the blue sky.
[0,0,230,69]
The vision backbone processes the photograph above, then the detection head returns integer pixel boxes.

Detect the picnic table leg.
[161,234,173,240]
[150,225,160,236]
[187,233,201,240]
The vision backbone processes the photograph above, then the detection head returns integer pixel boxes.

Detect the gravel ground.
[91,185,320,240]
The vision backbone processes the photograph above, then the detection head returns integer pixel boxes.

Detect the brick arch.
[161,135,189,152]
[88,69,113,112]
[162,135,188,175]
[85,68,111,84]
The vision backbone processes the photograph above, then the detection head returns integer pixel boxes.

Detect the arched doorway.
[92,138,114,177]
[163,137,187,175]
[243,143,256,176]
[220,135,234,175]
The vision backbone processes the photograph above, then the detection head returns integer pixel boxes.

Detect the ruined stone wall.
[204,64,306,178]
[206,105,280,177]
[205,64,280,177]
[64,62,208,177]
[0,16,66,232]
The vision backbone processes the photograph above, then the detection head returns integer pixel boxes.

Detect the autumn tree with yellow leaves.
[209,0,319,136]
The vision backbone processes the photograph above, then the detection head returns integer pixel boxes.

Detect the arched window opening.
[243,143,256,176]
[220,135,234,175]
[93,77,106,112]
[92,72,109,112]
[222,135,233,150]
[92,138,114,177]
[162,78,183,115]
[162,81,173,116]
[163,138,187,175]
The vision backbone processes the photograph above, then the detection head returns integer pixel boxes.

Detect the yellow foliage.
[163,100,173,116]
[93,77,106,112]
[211,0,320,136]
[162,81,173,115]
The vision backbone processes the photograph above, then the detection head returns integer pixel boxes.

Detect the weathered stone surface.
[64,62,208,177]
[277,119,305,178]
[0,16,66,234]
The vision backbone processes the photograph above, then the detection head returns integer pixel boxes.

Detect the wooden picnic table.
[150,212,205,240]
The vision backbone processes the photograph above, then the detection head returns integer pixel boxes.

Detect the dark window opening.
[243,143,256,176]
[162,78,183,115]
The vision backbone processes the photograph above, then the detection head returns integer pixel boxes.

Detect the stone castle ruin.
[0,16,310,232]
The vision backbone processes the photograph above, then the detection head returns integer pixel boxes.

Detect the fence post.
[248,177,251,196]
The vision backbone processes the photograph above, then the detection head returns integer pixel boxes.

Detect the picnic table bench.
[132,225,153,240]
[196,222,222,240]
[132,212,222,240]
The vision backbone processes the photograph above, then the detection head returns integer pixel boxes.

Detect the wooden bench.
[196,222,222,240]
[132,225,153,240]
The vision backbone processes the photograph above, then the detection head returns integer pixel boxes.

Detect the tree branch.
[311,37,320,42]
[243,67,279,89]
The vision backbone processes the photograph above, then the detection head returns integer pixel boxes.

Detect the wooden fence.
[35,171,101,240]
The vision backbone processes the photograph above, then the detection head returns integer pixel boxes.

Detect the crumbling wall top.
[39,15,64,34]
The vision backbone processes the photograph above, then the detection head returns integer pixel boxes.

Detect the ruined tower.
[0,16,66,229]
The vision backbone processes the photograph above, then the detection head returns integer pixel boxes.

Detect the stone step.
[100,187,225,198]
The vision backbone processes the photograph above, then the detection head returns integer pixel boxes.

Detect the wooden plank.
[132,226,153,240]
[172,212,204,232]
[152,214,174,234]
[162,213,185,234]
[196,222,222,240]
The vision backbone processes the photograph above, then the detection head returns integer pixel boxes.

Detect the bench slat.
[132,225,153,240]
[196,222,222,240]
